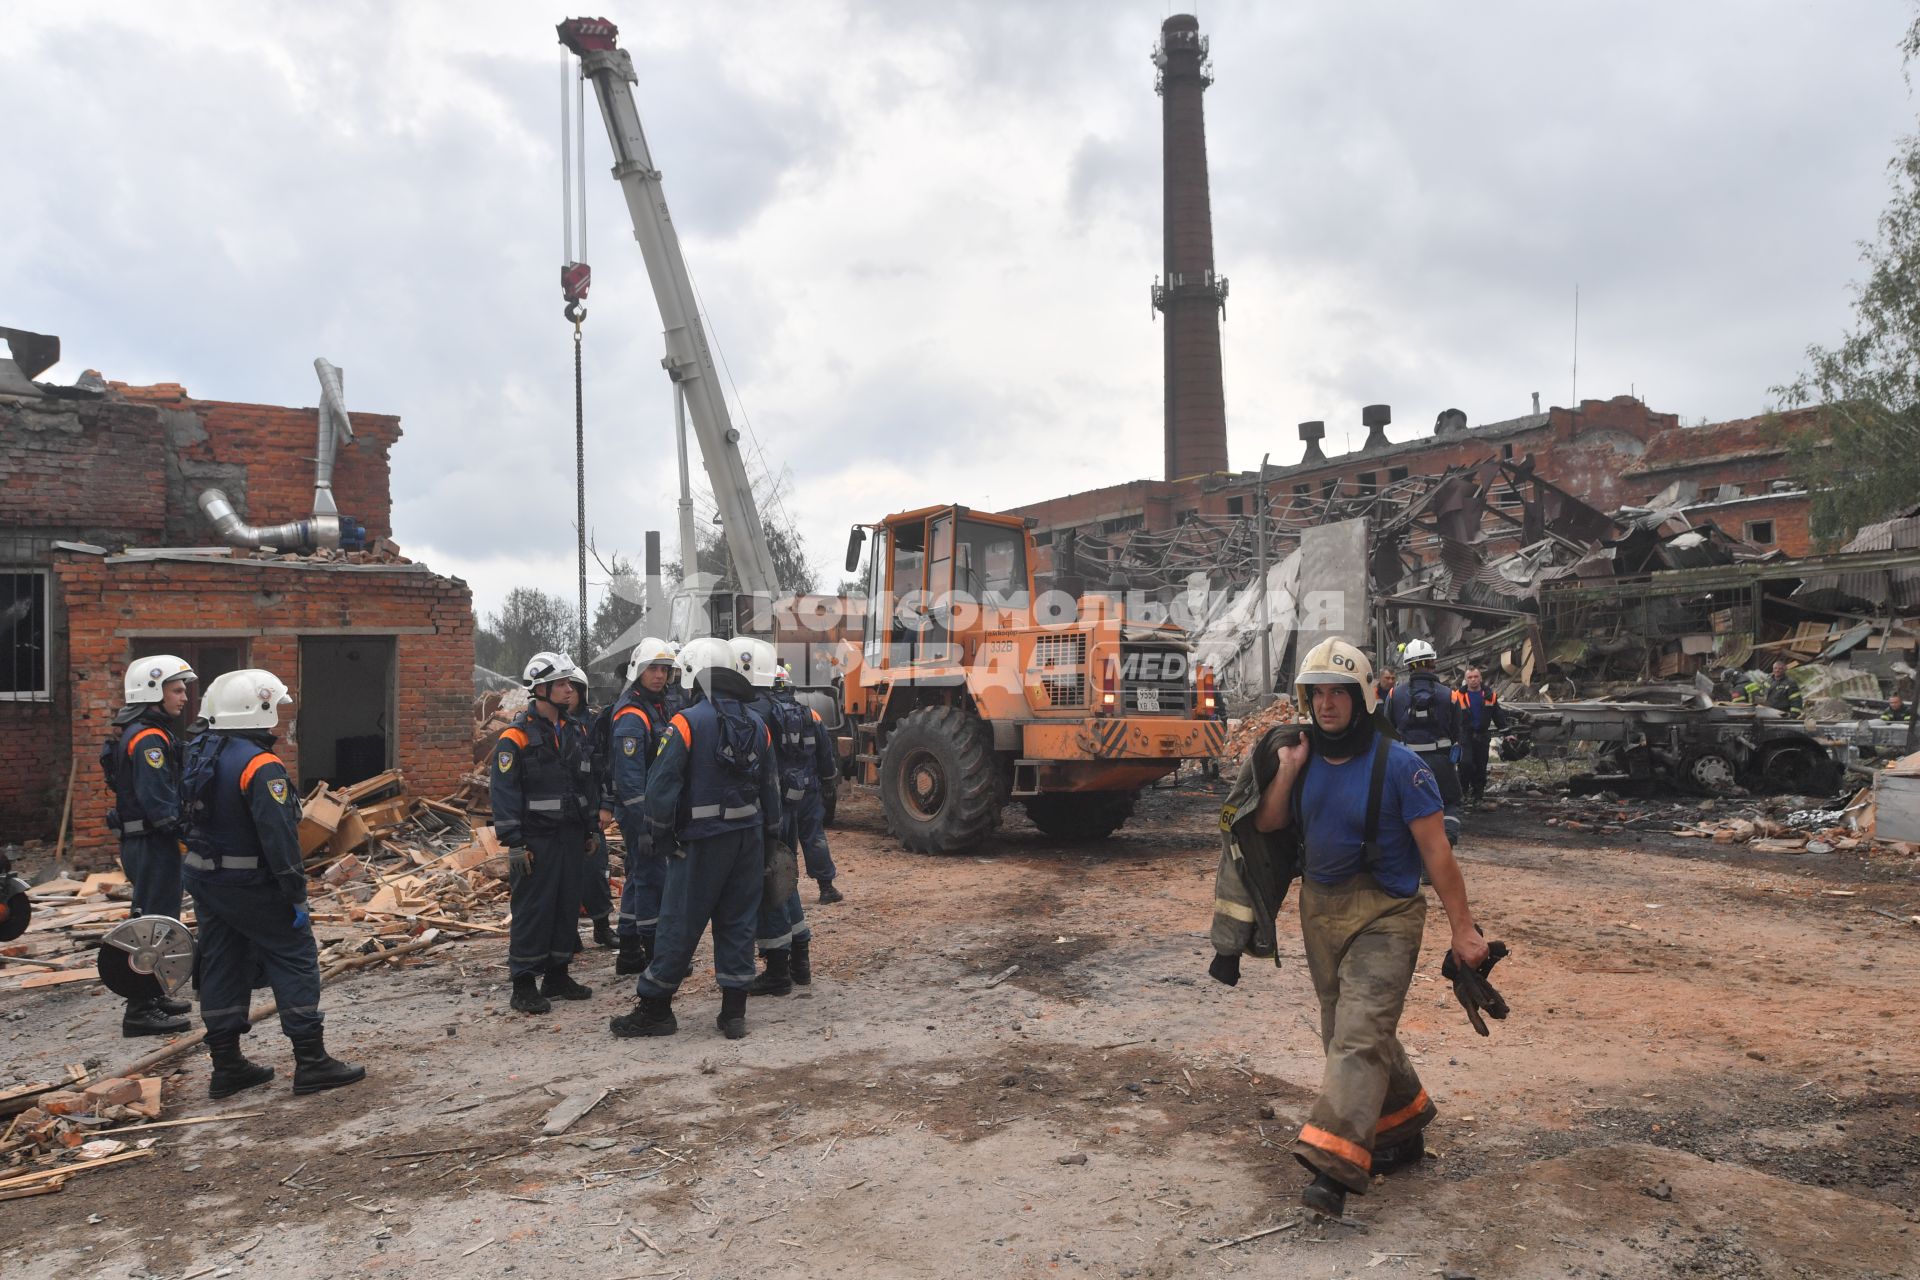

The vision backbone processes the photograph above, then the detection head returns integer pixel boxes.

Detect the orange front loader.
[822,504,1225,854]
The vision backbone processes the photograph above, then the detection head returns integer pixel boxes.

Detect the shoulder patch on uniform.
[497,749,515,772]
[268,777,289,804]
[144,745,166,769]
[622,738,637,756]
[1410,766,1435,791]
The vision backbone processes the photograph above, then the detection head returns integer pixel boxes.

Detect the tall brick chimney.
[1152,14,1229,482]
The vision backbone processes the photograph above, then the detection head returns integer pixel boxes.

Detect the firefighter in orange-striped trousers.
[1250,639,1489,1219]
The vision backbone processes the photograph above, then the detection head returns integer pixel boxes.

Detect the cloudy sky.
[6,2,1915,622]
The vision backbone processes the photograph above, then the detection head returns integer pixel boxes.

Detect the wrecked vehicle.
[1512,686,1846,797]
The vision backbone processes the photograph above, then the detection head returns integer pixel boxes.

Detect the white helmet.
[728,636,779,690]
[1294,637,1379,717]
[560,658,590,701]
[625,636,677,686]
[123,654,197,705]
[202,669,292,731]
[1402,638,1437,666]
[678,636,740,694]
[521,650,573,693]
[773,661,793,690]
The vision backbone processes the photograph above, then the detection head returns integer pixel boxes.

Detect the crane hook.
[564,300,587,325]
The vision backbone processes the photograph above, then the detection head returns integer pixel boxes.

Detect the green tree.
[477,587,577,676]
[1776,10,1920,542]
[590,554,647,660]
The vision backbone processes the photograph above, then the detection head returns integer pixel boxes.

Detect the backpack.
[178,734,227,840]
[1405,679,1442,734]
[589,703,616,773]
[710,696,765,782]
[767,697,814,791]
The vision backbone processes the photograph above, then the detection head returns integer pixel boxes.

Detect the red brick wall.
[0,396,169,542]
[113,383,400,543]
[51,552,473,863]
[0,698,69,846]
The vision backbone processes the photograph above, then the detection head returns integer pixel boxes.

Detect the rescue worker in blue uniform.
[104,654,198,1036]
[1386,639,1464,846]
[493,651,600,1015]
[561,661,618,951]
[609,637,780,1041]
[773,660,844,905]
[610,637,685,976]
[181,669,363,1098]
[733,640,816,997]
[1450,666,1510,805]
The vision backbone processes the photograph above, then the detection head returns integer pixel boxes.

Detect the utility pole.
[1256,451,1271,703]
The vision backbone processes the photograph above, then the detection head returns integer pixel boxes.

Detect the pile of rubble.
[1218,697,1300,764]
[0,1067,171,1200]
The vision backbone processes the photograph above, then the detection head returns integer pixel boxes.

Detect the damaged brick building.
[0,333,474,855]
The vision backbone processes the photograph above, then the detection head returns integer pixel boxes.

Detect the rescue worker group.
[103,633,1511,1220]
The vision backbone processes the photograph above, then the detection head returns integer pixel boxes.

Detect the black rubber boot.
[609,995,676,1038]
[591,915,616,948]
[748,949,793,997]
[717,987,748,1040]
[122,997,190,1038]
[790,935,812,986]
[615,934,650,976]
[1301,1172,1348,1218]
[155,994,193,1016]
[541,967,593,1000]
[206,1029,275,1099]
[290,1033,366,1095]
[511,974,551,1015]
[1373,1133,1427,1174]
[816,877,843,905]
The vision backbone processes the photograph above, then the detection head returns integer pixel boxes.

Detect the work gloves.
[1207,953,1242,987]
[1441,928,1510,1036]
[509,847,533,876]
[291,904,310,930]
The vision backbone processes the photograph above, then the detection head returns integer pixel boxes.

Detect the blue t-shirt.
[1298,738,1445,897]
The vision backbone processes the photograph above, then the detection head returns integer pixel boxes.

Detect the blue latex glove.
[291,903,311,930]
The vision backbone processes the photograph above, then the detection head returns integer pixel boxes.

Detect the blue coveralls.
[633,697,780,997]
[752,691,811,953]
[609,682,684,947]
[181,732,323,1040]
[1451,687,1509,801]
[492,709,598,980]
[107,707,185,920]
[573,705,614,930]
[773,691,839,885]
[1387,673,1464,843]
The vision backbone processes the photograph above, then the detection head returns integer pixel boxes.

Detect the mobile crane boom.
[557,17,782,603]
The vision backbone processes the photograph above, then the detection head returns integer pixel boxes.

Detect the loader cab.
[848,505,1034,675]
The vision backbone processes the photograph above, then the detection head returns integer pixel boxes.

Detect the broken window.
[1745,519,1776,546]
[1387,467,1409,484]
[1501,444,1515,459]
[0,570,49,701]
[1357,471,1378,495]
[1699,485,1720,502]
[1321,478,1340,500]
[1292,483,1309,499]
[1225,496,1244,515]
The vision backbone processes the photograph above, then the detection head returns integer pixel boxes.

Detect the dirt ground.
[5,777,1919,1280]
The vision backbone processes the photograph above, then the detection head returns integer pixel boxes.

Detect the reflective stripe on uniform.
[185,852,259,870]
[119,819,148,835]
[757,927,794,949]
[784,786,807,801]
[1212,897,1255,923]
[526,798,564,811]
[1376,1089,1431,1133]
[184,853,215,870]
[1299,1124,1372,1172]
[237,752,282,794]
[1413,740,1453,751]
[688,802,760,820]
[126,726,169,756]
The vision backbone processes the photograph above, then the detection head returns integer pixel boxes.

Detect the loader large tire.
[879,707,1002,854]
[1022,790,1139,842]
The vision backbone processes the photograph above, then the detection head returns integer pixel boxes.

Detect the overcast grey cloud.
[4,1,1913,623]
